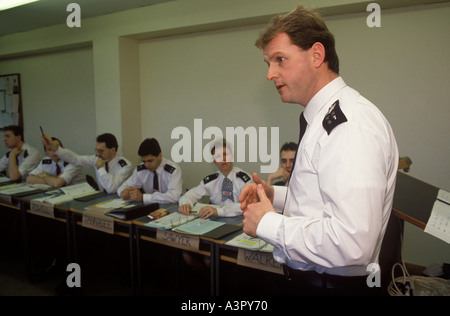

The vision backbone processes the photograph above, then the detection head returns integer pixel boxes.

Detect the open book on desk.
[0,183,49,197]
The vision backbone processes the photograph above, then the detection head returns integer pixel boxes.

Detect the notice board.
[0,73,22,129]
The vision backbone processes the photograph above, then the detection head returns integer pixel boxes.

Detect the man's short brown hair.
[255,5,339,74]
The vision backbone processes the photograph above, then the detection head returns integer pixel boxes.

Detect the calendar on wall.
[0,73,22,129]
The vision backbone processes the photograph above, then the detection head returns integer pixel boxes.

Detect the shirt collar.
[155,157,167,174]
[303,76,347,125]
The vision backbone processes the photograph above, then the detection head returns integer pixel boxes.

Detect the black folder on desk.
[202,223,242,239]
[107,203,160,220]
[10,188,46,197]
[74,191,107,202]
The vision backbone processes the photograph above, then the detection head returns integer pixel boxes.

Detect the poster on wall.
[0,74,22,129]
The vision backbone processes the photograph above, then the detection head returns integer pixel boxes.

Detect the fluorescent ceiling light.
[0,0,40,11]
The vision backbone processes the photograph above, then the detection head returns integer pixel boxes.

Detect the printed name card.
[0,194,12,204]
[156,230,200,251]
[237,248,283,275]
[82,212,114,234]
[29,200,55,219]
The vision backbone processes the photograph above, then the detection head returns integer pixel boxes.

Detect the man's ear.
[311,42,326,68]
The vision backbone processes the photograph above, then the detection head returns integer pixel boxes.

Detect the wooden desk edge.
[392,208,426,230]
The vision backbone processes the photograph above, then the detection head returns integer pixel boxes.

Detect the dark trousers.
[283,265,384,296]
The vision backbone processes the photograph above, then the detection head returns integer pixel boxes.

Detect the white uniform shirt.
[55,147,133,193]
[257,77,399,276]
[30,158,86,186]
[117,157,182,205]
[179,166,252,217]
[0,142,42,181]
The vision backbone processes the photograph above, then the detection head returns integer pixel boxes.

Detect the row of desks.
[1,186,277,295]
[0,171,441,295]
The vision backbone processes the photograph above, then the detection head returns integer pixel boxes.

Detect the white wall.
[0,47,96,159]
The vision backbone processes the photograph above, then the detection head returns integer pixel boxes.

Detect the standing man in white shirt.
[0,125,41,181]
[240,5,398,294]
[118,138,182,205]
[42,133,133,193]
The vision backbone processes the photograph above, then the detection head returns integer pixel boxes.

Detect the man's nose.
[266,65,277,81]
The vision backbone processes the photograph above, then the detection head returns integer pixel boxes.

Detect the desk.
[67,194,139,295]
[133,204,217,296]
[0,172,443,296]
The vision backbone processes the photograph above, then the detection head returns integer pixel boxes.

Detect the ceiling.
[0,0,175,37]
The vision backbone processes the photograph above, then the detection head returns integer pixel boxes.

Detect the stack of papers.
[84,199,132,213]
[173,218,225,235]
[226,232,274,252]
[425,189,450,244]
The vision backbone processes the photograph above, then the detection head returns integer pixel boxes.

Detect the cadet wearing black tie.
[0,125,41,181]
[42,133,133,193]
[117,138,182,205]
[178,139,252,219]
[27,137,85,188]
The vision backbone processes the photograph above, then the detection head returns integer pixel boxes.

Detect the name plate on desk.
[82,212,114,234]
[237,249,283,275]
[30,200,55,219]
[0,194,12,204]
[156,230,200,251]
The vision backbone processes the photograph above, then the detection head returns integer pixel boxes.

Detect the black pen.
[40,126,44,135]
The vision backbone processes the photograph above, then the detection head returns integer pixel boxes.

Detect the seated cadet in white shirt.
[266,141,297,187]
[0,125,41,181]
[27,137,85,188]
[117,138,182,205]
[178,139,252,219]
[240,5,398,292]
[41,133,133,193]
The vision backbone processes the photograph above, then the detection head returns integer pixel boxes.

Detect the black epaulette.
[118,159,127,167]
[6,150,29,158]
[42,158,52,165]
[203,173,219,184]
[164,164,176,174]
[137,164,146,172]
[322,100,347,135]
[236,171,251,183]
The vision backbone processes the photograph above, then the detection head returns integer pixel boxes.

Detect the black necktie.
[56,163,61,175]
[153,171,159,192]
[104,162,109,173]
[289,112,307,181]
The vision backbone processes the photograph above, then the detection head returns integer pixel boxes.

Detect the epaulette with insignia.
[137,164,146,172]
[164,164,176,174]
[323,100,347,135]
[203,173,219,184]
[118,159,127,167]
[236,171,251,183]
[42,159,52,165]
